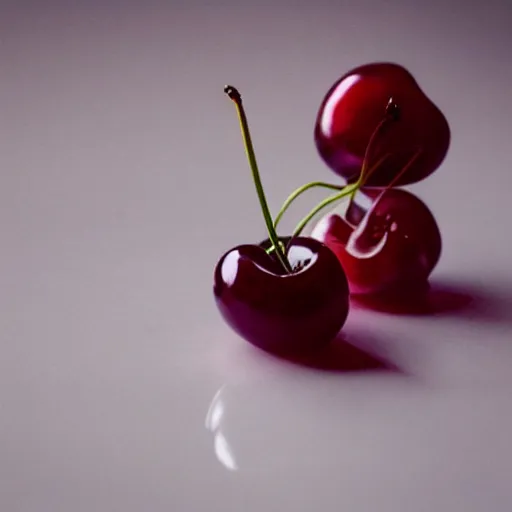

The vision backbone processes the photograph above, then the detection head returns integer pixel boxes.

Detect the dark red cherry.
[214,237,349,355]
[310,188,441,296]
[314,62,450,186]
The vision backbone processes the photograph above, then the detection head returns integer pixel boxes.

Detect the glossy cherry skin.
[314,62,450,187]
[214,237,349,355]
[310,188,441,297]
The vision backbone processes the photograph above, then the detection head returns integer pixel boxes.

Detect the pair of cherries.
[214,63,450,357]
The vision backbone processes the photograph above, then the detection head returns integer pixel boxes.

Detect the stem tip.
[224,85,241,103]
[386,97,400,121]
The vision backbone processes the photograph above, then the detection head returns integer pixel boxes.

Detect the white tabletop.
[1,1,512,511]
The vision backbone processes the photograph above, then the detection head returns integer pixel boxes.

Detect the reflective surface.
[1,1,512,511]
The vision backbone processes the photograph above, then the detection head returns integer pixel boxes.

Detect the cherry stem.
[224,85,292,273]
[270,98,399,242]
[347,97,400,207]
[290,183,359,239]
[289,148,421,241]
[268,153,390,253]
[375,147,423,200]
[273,181,343,229]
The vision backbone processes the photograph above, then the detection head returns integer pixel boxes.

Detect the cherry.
[214,237,349,355]
[310,187,441,297]
[214,86,349,356]
[314,62,450,187]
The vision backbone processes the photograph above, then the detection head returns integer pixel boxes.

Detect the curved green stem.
[269,153,391,254]
[272,100,398,240]
[290,148,420,240]
[345,105,397,212]
[224,86,292,273]
[347,152,391,205]
[291,182,359,239]
[273,181,344,229]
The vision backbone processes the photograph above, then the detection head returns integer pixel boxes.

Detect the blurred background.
[1,1,512,511]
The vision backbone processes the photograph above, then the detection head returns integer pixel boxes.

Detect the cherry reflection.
[204,357,402,472]
[205,386,238,471]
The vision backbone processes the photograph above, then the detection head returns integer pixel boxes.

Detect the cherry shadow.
[269,331,403,374]
[351,278,512,324]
